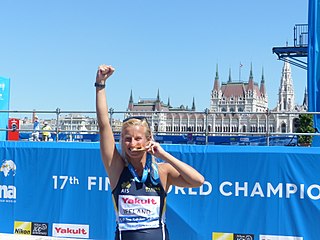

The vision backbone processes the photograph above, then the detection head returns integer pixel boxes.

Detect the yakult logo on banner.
[52,223,89,239]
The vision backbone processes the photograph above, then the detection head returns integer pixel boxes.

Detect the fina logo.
[0,160,16,177]
[0,159,17,201]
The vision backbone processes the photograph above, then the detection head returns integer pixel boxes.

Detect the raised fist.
[96,64,115,83]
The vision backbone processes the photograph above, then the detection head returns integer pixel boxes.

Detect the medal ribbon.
[128,153,160,185]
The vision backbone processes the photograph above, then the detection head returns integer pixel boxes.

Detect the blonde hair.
[120,117,161,184]
[121,117,152,139]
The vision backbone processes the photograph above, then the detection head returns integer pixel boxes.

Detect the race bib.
[118,195,160,231]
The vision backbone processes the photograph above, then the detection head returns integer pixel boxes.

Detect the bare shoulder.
[157,162,178,175]
[157,162,177,192]
[106,152,125,190]
[157,162,171,173]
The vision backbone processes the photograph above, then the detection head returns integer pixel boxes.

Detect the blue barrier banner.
[0,77,10,141]
[308,0,320,131]
[0,142,320,240]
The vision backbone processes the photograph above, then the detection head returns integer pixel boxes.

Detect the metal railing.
[294,24,308,47]
[1,108,319,146]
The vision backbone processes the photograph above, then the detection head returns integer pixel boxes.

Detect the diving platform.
[272,24,308,70]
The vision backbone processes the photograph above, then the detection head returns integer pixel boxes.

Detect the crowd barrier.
[0,141,320,240]
[19,132,299,146]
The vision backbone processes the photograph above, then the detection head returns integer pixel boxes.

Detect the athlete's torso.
[112,166,169,240]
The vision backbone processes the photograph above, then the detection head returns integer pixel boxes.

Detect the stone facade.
[126,61,307,135]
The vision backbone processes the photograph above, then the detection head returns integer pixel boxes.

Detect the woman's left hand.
[145,141,164,159]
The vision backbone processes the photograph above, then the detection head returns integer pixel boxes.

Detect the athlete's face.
[122,125,149,158]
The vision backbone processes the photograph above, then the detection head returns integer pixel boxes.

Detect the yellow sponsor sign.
[14,221,32,235]
[212,232,233,240]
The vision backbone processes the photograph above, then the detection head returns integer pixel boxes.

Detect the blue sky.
[0,0,308,115]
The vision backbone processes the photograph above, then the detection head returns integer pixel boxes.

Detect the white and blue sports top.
[112,160,169,240]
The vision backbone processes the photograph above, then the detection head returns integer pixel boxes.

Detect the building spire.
[129,89,133,103]
[167,97,171,108]
[192,97,196,111]
[228,68,232,83]
[249,62,253,79]
[278,59,295,111]
[156,88,160,102]
[247,63,254,90]
[215,63,219,79]
[303,87,308,107]
[155,89,161,111]
[214,64,220,91]
[128,89,134,111]
[260,67,266,96]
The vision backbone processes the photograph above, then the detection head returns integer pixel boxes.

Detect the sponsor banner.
[0,159,16,204]
[0,142,320,239]
[13,221,48,236]
[212,232,233,240]
[52,223,89,239]
[32,222,49,236]
[212,232,254,240]
[14,221,31,235]
[260,235,303,240]
[0,233,83,240]
[234,233,254,240]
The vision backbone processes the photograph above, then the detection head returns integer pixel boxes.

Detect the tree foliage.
[297,114,315,145]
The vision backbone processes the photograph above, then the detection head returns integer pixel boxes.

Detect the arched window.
[281,123,286,133]
[230,107,235,116]
[222,107,227,117]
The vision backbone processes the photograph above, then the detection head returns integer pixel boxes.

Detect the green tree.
[297,113,315,145]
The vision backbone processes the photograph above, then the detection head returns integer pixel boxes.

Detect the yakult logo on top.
[122,196,158,205]
[52,223,89,239]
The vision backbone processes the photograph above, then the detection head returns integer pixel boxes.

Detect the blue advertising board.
[0,141,320,240]
[0,77,10,141]
[308,0,320,146]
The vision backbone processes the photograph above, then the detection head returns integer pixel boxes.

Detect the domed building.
[209,64,268,134]
[125,60,307,137]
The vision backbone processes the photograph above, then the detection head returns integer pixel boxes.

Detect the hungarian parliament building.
[123,60,307,136]
[21,60,307,137]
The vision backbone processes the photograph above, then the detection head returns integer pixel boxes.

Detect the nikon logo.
[15,228,31,235]
[14,221,32,235]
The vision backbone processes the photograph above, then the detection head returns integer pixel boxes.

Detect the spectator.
[42,121,52,141]
[31,116,40,141]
